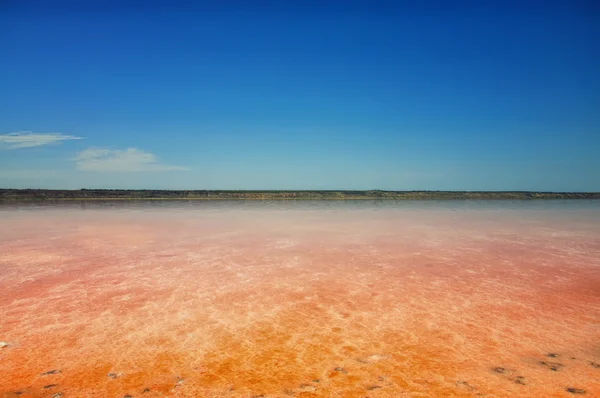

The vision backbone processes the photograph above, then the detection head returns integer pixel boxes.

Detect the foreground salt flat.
[0,201,599,398]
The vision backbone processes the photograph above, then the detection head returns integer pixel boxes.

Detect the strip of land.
[1,189,599,201]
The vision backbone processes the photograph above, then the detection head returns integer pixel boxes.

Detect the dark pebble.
[456,381,476,391]
[566,388,586,394]
[108,373,119,379]
[53,394,63,398]
[124,395,133,398]
[312,379,320,383]
[547,353,559,358]
[41,370,60,375]
[142,388,151,393]
[44,384,58,389]
[540,361,563,371]
[367,385,382,390]
[514,376,526,385]
[590,362,600,368]
[492,367,505,374]
[334,367,348,373]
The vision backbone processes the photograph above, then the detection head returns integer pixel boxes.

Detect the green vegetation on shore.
[1,189,599,201]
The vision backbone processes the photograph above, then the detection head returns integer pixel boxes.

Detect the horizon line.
[2,188,600,194]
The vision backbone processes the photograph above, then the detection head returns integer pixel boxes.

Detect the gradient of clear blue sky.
[1,0,599,190]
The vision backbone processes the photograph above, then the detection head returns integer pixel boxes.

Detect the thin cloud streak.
[0,131,82,149]
[0,170,61,179]
[74,147,189,172]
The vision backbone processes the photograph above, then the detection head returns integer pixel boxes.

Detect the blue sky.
[1,1,599,191]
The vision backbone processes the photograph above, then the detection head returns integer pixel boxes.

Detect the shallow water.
[1,200,599,397]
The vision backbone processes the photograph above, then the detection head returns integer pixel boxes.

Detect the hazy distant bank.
[1,189,599,201]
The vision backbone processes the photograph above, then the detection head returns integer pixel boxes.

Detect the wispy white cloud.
[0,170,61,179]
[74,147,189,172]
[0,131,82,149]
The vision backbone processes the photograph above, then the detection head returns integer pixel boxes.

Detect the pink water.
[1,201,599,397]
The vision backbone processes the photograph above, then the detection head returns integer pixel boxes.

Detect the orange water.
[1,201,599,397]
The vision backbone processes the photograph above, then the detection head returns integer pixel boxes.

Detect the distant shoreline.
[1,189,599,201]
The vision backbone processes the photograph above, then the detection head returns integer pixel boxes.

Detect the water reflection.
[2,198,600,212]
